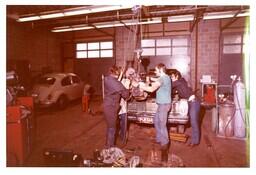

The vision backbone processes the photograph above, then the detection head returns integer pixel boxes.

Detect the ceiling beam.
[190,8,206,32]
[119,20,135,33]
[9,5,249,30]
[89,24,114,37]
[220,10,241,31]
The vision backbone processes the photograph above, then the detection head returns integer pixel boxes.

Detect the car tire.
[57,95,68,109]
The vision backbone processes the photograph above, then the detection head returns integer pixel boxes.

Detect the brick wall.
[7,19,62,74]
[191,20,220,93]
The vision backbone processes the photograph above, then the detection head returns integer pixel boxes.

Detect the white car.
[32,73,84,108]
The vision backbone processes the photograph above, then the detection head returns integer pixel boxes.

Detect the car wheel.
[57,95,68,109]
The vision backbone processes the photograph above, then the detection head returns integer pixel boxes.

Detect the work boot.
[161,144,169,162]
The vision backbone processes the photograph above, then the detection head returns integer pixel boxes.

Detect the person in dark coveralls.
[103,66,130,148]
[170,70,201,147]
[138,63,171,162]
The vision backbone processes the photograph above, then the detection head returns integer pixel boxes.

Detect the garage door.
[74,41,115,95]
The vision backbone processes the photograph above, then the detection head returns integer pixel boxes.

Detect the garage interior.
[6,5,250,167]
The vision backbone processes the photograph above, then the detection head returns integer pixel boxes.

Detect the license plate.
[138,117,153,123]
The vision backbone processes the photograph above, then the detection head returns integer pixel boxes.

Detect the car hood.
[32,84,54,102]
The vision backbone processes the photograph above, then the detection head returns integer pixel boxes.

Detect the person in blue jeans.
[118,68,135,145]
[139,63,171,162]
[170,70,201,147]
[103,66,130,148]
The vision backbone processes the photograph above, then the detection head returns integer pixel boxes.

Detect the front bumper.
[127,111,189,125]
[32,93,55,108]
[34,99,55,108]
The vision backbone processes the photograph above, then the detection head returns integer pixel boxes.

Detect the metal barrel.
[218,103,235,137]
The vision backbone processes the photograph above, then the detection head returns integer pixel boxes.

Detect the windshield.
[37,76,56,85]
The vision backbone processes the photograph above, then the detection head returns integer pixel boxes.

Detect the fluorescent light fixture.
[122,18,161,26]
[94,18,162,29]
[72,26,94,31]
[203,11,235,20]
[90,5,133,13]
[64,5,133,16]
[18,5,133,22]
[122,19,139,25]
[237,11,250,17]
[139,17,162,25]
[17,16,41,22]
[64,9,91,16]
[52,28,73,32]
[52,17,163,32]
[95,22,124,28]
[168,15,194,22]
[40,13,64,19]
[52,25,94,32]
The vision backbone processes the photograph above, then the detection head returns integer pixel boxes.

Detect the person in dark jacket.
[103,66,130,148]
[170,70,201,147]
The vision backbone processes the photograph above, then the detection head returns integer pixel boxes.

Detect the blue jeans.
[103,103,119,148]
[119,113,127,143]
[106,127,115,148]
[154,103,171,146]
[188,99,201,144]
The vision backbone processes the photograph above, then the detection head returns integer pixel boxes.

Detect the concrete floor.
[23,96,249,167]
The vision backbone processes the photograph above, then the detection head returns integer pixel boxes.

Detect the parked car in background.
[32,73,84,109]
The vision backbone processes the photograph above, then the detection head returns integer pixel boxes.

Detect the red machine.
[203,84,216,104]
[7,97,34,166]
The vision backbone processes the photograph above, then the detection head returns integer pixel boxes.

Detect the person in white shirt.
[118,68,136,145]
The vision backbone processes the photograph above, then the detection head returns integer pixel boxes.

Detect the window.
[172,38,188,56]
[61,76,72,86]
[72,76,80,84]
[37,77,56,85]
[76,43,87,58]
[156,39,171,47]
[141,39,155,56]
[156,48,171,55]
[141,37,189,56]
[76,41,113,59]
[223,34,243,54]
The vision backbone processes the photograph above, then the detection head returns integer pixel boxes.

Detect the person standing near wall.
[138,63,171,162]
[170,70,201,147]
[103,66,130,148]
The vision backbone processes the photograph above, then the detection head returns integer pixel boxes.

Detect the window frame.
[61,76,72,86]
[71,75,81,84]
[76,40,113,59]
[222,33,244,54]
[141,36,190,57]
